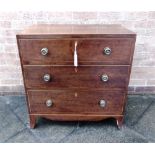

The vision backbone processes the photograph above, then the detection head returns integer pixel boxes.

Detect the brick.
[0,66,20,73]
[5,29,21,36]
[72,19,96,24]
[0,37,6,43]
[133,52,155,65]
[47,12,73,24]
[133,60,155,67]
[6,59,20,66]
[147,80,155,86]
[134,44,148,53]
[73,12,97,20]
[20,79,24,85]
[0,72,22,80]
[135,86,155,94]
[36,21,49,24]
[32,11,48,20]
[136,36,149,44]
[118,21,134,29]
[133,52,150,61]
[129,79,146,86]
[1,52,17,59]
[134,42,155,55]
[133,57,155,67]
[133,28,146,36]
[0,57,6,65]
[145,28,155,36]
[135,12,148,20]
[49,20,73,24]
[124,12,148,21]
[48,12,72,19]
[0,21,11,28]
[4,44,18,53]
[0,79,20,85]
[98,12,123,20]
[145,36,155,45]
[36,20,70,25]
[148,11,155,19]
[5,38,16,44]
[11,20,36,29]
[0,91,25,95]
[0,86,12,92]
[21,12,35,20]
[11,85,25,92]
[130,67,155,79]
[0,30,5,36]
[144,45,155,54]
[0,12,21,20]
[0,85,25,95]
[127,86,135,94]
[147,20,155,28]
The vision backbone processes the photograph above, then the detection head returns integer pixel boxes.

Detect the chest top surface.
[17,24,136,39]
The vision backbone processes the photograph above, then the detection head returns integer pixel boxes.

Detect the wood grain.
[18,38,134,65]
[23,66,130,89]
[28,89,125,115]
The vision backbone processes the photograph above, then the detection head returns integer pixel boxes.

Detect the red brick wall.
[0,11,155,94]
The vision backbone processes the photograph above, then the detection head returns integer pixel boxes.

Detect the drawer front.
[23,66,130,89]
[18,38,134,65]
[28,90,125,114]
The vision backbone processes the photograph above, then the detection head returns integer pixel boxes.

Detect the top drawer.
[18,38,134,65]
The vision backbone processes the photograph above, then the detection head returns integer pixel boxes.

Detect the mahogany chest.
[17,24,136,128]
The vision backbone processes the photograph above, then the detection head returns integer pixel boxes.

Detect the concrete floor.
[0,95,155,143]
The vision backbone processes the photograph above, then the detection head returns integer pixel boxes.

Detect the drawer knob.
[101,74,109,82]
[43,74,51,82]
[41,48,48,56]
[104,47,111,55]
[46,99,53,107]
[99,100,106,108]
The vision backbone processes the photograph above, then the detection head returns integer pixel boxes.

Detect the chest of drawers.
[17,24,136,129]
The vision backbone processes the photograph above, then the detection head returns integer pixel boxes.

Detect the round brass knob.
[101,74,109,82]
[99,100,106,108]
[43,74,51,82]
[41,48,48,56]
[104,47,111,55]
[46,99,53,107]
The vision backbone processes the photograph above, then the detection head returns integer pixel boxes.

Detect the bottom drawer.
[28,89,125,115]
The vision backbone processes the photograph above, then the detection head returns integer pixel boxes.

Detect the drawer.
[28,89,125,114]
[23,66,130,89]
[18,38,134,65]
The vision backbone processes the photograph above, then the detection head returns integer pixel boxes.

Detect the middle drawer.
[23,66,129,89]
